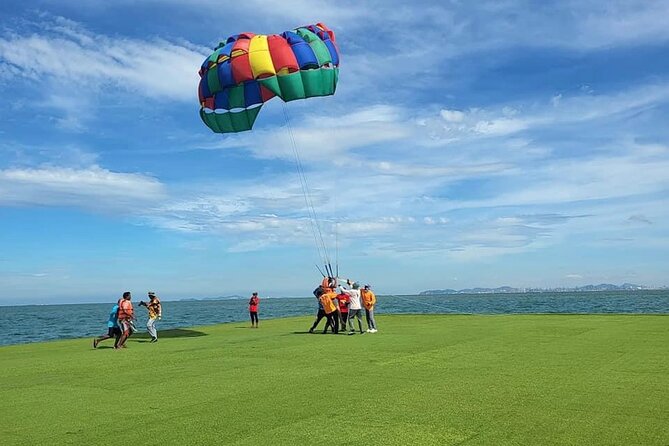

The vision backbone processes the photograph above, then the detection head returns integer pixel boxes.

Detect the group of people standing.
[309,278,378,335]
[93,291,162,349]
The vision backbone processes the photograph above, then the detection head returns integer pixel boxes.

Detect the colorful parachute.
[198,23,340,133]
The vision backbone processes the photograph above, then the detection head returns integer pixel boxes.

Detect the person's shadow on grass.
[130,328,208,342]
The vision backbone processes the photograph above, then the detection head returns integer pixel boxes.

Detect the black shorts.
[107,326,121,337]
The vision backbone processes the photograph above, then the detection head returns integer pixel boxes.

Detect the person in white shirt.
[339,281,364,335]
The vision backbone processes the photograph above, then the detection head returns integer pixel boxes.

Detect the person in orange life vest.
[319,288,339,334]
[361,284,377,333]
[321,276,337,293]
[116,291,135,349]
[249,292,260,328]
[336,291,350,333]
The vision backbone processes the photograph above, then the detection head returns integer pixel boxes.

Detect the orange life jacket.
[321,276,336,293]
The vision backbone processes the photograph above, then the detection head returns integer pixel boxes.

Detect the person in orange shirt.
[116,291,135,349]
[319,288,339,334]
[361,284,377,333]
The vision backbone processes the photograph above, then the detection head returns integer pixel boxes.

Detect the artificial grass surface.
[0,315,667,445]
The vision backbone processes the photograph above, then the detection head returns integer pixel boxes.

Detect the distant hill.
[419,283,651,295]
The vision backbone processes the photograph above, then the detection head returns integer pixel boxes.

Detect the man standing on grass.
[116,291,135,349]
[340,281,364,335]
[337,290,350,334]
[140,291,162,342]
[361,285,377,333]
[93,302,122,348]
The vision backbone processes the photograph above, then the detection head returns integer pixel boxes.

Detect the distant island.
[179,295,245,301]
[419,283,667,295]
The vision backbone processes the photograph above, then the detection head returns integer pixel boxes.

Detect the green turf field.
[1,315,667,445]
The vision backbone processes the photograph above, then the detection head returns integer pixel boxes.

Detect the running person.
[93,303,122,348]
[115,291,135,349]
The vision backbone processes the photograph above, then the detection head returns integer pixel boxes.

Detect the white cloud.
[472,153,669,209]
[0,165,165,209]
[0,16,206,102]
[440,109,465,123]
[473,118,529,136]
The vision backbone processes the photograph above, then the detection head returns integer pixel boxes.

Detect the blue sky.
[1,0,669,304]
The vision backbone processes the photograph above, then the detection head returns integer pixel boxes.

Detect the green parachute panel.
[200,107,262,133]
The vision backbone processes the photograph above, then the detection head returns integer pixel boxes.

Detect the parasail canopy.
[198,23,340,133]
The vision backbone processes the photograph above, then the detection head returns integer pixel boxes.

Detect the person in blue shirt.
[93,303,121,348]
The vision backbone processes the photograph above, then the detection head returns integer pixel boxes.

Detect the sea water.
[0,290,667,346]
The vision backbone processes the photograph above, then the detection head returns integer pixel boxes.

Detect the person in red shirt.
[337,291,349,333]
[115,291,135,349]
[249,292,260,328]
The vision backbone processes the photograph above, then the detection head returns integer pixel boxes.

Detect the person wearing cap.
[142,291,162,343]
[340,280,364,335]
[249,292,260,328]
[361,285,378,333]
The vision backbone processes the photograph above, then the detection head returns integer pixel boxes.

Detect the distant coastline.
[419,283,668,295]
[179,295,245,301]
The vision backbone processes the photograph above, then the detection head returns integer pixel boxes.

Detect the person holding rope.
[309,284,327,333]
[319,287,339,334]
[340,280,364,335]
[336,290,350,334]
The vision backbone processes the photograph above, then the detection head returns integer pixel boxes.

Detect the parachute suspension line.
[335,222,339,279]
[329,111,340,281]
[281,103,332,274]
